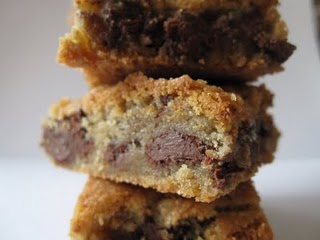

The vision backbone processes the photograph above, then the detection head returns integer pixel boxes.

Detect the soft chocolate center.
[82,0,295,62]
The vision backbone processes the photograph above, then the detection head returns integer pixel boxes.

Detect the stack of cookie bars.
[41,0,295,239]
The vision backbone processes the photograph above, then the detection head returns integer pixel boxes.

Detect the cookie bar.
[41,73,279,202]
[70,178,273,240]
[58,0,295,86]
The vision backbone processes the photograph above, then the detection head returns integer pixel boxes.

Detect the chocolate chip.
[41,112,93,164]
[133,139,141,148]
[264,40,296,63]
[107,228,143,240]
[164,11,210,60]
[142,219,163,240]
[105,143,129,163]
[212,161,244,188]
[107,217,163,240]
[143,13,166,48]
[168,217,215,240]
[159,95,174,106]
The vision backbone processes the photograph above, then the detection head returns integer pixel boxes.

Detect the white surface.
[0,158,319,240]
[0,0,320,160]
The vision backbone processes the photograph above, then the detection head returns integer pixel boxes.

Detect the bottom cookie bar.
[70,178,273,240]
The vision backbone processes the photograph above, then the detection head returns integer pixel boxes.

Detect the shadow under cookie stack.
[41,1,295,239]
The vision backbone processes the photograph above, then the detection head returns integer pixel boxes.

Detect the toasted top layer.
[75,0,278,13]
[48,73,273,133]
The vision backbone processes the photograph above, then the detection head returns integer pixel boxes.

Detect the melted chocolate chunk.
[82,0,295,63]
[168,217,215,240]
[105,143,128,163]
[108,228,143,240]
[143,12,166,48]
[264,40,296,63]
[42,112,93,164]
[212,161,244,188]
[164,11,210,60]
[85,0,165,49]
[146,130,210,165]
[159,95,174,106]
[211,119,271,188]
[107,217,163,240]
[142,219,163,240]
[102,0,144,48]
[215,204,250,213]
[239,118,275,167]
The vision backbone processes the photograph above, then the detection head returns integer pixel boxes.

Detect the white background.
[0,0,320,160]
[0,158,319,240]
[0,1,320,240]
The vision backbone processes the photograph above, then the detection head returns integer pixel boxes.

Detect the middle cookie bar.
[41,73,279,202]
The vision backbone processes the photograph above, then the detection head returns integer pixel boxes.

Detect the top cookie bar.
[58,0,295,86]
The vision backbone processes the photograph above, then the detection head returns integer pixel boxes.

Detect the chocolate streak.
[107,217,163,240]
[212,120,264,188]
[168,217,215,239]
[107,216,214,240]
[42,112,93,164]
[82,0,295,63]
[105,143,128,163]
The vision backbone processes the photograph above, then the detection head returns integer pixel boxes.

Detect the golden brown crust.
[58,0,294,86]
[49,73,271,131]
[70,178,273,240]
